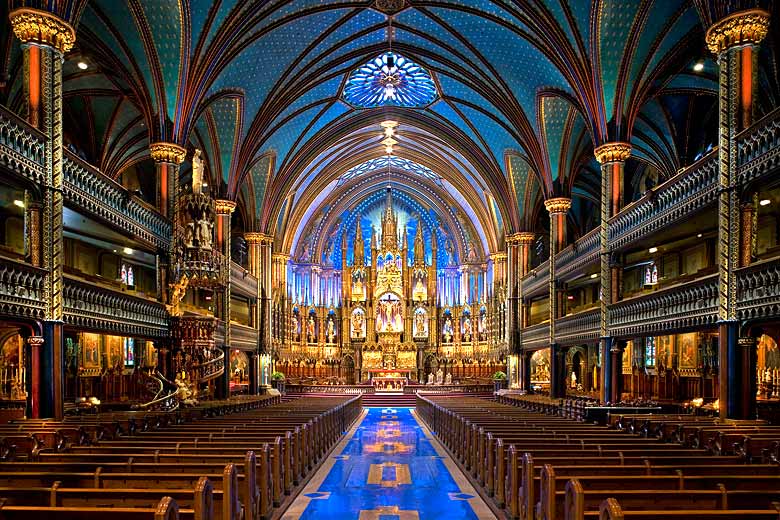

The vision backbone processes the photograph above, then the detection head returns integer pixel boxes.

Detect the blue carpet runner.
[282,407,496,519]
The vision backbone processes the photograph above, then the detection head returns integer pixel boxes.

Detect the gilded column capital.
[9,8,75,54]
[544,197,572,215]
[245,232,274,244]
[149,142,187,164]
[214,199,237,215]
[594,142,631,164]
[27,335,45,347]
[489,252,507,262]
[272,252,290,262]
[705,9,770,55]
[507,231,535,245]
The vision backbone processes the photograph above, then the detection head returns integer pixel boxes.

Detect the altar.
[367,369,412,392]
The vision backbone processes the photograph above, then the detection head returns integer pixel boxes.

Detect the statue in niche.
[427,372,434,385]
[463,317,472,342]
[307,315,316,343]
[414,310,427,337]
[192,149,204,195]
[436,367,444,385]
[197,218,213,250]
[443,316,453,343]
[292,314,300,341]
[185,221,195,247]
[326,318,336,343]
[445,372,452,385]
[351,310,365,338]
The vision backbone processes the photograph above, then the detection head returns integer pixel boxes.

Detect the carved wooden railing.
[0,256,46,320]
[63,153,171,250]
[192,348,225,383]
[522,261,549,298]
[63,276,168,338]
[737,106,780,184]
[230,261,258,299]
[555,308,599,346]
[555,227,599,280]
[0,105,46,183]
[608,274,718,338]
[609,152,718,251]
[284,383,375,394]
[0,107,171,250]
[736,256,780,321]
[521,321,550,350]
[230,322,258,350]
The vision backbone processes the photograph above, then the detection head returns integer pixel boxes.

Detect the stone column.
[594,142,631,404]
[10,8,76,420]
[215,200,236,397]
[26,336,44,418]
[705,8,770,419]
[259,235,274,356]
[545,198,571,399]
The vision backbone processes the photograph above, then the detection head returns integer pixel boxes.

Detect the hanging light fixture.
[379,16,400,101]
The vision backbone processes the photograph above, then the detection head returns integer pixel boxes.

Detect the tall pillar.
[149,142,186,308]
[594,142,632,404]
[706,8,770,419]
[26,336,44,418]
[545,198,571,399]
[27,200,42,267]
[259,235,274,356]
[215,200,236,397]
[10,8,76,420]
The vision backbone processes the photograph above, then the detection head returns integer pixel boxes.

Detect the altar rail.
[284,384,376,394]
[403,383,494,394]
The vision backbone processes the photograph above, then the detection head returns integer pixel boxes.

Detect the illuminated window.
[123,338,134,366]
[127,266,134,287]
[121,264,127,285]
[343,52,437,108]
[644,262,658,286]
[645,337,656,367]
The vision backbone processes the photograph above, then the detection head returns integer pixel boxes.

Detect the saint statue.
[307,315,316,343]
[326,318,336,343]
[445,372,452,385]
[198,218,213,250]
[351,311,364,338]
[192,149,204,195]
[436,368,444,385]
[427,372,434,385]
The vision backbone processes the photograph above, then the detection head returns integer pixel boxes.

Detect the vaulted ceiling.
[1,0,777,260]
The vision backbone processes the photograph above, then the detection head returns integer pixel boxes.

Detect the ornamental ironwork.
[343,52,437,108]
[339,156,441,185]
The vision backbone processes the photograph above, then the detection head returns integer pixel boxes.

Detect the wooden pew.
[0,495,181,519]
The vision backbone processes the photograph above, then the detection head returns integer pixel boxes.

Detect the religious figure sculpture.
[445,240,455,266]
[445,372,452,385]
[414,311,427,337]
[463,317,472,342]
[351,310,365,338]
[192,149,204,195]
[427,372,434,385]
[466,241,478,262]
[443,316,453,343]
[436,367,443,385]
[326,318,336,343]
[307,315,316,343]
[198,218,213,250]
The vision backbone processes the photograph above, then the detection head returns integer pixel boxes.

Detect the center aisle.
[281,407,497,519]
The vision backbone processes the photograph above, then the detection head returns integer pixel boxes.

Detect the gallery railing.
[63,276,169,338]
[521,321,550,350]
[554,308,599,346]
[230,261,258,299]
[608,274,719,338]
[736,256,780,321]
[737,106,780,185]
[555,227,600,280]
[0,105,46,183]
[231,323,258,350]
[0,255,46,320]
[522,261,549,299]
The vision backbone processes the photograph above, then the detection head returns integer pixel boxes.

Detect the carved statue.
[197,219,213,250]
[166,274,190,317]
[414,311,427,337]
[307,315,316,343]
[463,317,472,342]
[185,221,195,247]
[445,372,452,385]
[427,372,434,385]
[326,318,336,343]
[192,149,204,195]
[351,311,364,338]
[436,368,444,385]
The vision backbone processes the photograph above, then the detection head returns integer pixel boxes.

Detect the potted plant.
[271,371,286,393]
[492,370,508,392]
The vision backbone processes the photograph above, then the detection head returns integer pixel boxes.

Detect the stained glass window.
[645,337,656,367]
[338,156,441,185]
[343,52,437,108]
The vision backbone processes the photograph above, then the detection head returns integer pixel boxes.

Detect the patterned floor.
[282,407,496,519]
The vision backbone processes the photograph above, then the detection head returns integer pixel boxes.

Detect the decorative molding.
[0,104,46,183]
[705,9,770,55]
[738,107,780,185]
[9,8,75,54]
[736,257,780,321]
[544,197,572,215]
[594,142,631,164]
[245,232,274,244]
[507,231,535,245]
[149,142,186,165]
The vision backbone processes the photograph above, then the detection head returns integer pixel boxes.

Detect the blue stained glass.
[343,52,438,108]
[338,156,442,185]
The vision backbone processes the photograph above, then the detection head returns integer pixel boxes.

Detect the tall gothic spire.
[381,186,398,250]
[354,216,365,266]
